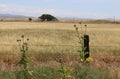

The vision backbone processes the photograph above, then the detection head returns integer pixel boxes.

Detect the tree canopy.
[38,14,58,21]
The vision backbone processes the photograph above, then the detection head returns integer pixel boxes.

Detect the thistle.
[74,23,90,63]
[16,35,35,79]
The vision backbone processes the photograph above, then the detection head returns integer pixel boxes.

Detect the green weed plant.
[74,23,88,62]
[58,58,73,79]
[15,35,36,79]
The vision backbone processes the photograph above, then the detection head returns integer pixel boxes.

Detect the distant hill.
[0,14,28,19]
[0,14,31,21]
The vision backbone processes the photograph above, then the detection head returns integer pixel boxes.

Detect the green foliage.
[15,35,36,79]
[0,71,15,79]
[34,66,57,79]
[58,58,73,79]
[72,65,118,79]
[38,14,58,21]
[0,65,118,79]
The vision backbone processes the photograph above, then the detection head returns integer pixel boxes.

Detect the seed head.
[84,24,87,27]
[27,38,29,41]
[21,35,24,38]
[17,39,21,42]
[17,40,19,42]
[74,25,76,27]
[76,27,78,30]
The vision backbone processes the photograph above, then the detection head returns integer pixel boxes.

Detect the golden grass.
[0,22,120,57]
[0,22,120,78]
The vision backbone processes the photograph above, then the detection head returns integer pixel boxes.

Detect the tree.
[28,17,32,21]
[38,14,58,21]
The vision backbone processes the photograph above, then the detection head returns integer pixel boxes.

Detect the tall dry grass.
[0,22,120,54]
[0,22,119,78]
[0,22,119,64]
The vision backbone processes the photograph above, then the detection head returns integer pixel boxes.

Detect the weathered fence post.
[84,35,90,60]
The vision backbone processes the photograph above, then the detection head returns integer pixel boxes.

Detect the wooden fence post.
[84,35,90,60]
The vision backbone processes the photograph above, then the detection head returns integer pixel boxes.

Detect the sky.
[0,0,120,19]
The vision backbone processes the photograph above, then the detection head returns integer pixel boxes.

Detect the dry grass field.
[0,22,120,78]
[0,22,120,53]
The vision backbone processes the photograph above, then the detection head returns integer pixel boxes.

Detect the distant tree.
[28,17,32,21]
[38,14,58,21]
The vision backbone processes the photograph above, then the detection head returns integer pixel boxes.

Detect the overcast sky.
[0,0,120,19]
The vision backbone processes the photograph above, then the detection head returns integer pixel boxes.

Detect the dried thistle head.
[76,27,78,30]
[84,24,87,27]
[21,35,24,38]
[74,25,78,30]
[27,38,29,41]
[17,39,21,42]
[74,25,76,28]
